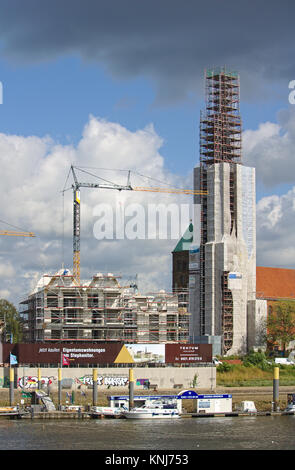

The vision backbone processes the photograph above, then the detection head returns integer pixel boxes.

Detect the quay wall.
[0,366,216,391]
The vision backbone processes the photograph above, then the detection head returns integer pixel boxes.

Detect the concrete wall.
[0,366,216,392]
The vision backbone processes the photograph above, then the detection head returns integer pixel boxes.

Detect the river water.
[0,415,294,451]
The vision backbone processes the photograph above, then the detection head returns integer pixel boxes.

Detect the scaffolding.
[20,271,189,344]
[200,66,242,167]
[221,272,234,353]
[199,67,242,348]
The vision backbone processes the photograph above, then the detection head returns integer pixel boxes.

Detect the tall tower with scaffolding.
[189,67,256,355]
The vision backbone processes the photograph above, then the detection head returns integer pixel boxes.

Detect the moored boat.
[122,399,180,419]
[284,393,295,413]
[0,406,18,413]
[91,406,123,417]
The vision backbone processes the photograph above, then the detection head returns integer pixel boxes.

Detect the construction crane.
[70,165,207,283]
[0,219,35,238]
[0,231,35,237]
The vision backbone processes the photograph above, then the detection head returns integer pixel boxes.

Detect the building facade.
[20,269,189,344]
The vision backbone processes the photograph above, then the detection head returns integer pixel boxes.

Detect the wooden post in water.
[93,369,98,407]
[9,367,14,406]
[58,368,62,410]
[273,366,279,411]
[129,368,134,410]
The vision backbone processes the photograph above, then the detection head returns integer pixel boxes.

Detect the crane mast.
[71,165,133,283]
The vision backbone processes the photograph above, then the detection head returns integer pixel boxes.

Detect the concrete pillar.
[58,368,62,410]
[9,368,14,406]
[129,368,134,410]
[273,367,279,412]
[92,369,98,407]
[37,368,42,390]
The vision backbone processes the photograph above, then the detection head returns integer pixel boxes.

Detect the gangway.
[30,390,56,411]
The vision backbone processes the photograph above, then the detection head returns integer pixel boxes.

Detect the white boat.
[284,393,295,413]
[91,406,123,417]
[122,399,180,419]
[236,401,257,413]
[0,406,18,414]
[285,403,295,412]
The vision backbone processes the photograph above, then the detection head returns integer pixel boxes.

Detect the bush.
[242,351,270,369]
[217,362,234,372]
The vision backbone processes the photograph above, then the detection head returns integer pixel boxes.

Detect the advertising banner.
[126,344,165,363]
[2,342,212,365]
[3,343,129,365]
[165,343,212,363]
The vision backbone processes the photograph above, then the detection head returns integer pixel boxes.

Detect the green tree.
[0,298,23,343]
[267,301,295,355]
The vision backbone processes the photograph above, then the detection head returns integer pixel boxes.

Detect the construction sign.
[2,342,212,365]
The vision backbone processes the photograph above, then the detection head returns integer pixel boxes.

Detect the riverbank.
[0,385,294,412]
[216,385,294,411]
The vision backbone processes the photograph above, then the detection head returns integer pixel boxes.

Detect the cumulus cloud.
[256,187,295,269]
[242,108,295,270]
[243,108,295,187]
[0,261,15,278]
[0,116,192,305]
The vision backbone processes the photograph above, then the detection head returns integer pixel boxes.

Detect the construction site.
[17,163,197,345]
[20,269,189,343]
[2,67,275,357]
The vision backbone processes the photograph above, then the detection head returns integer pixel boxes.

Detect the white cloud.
[242,108,295,270]
[256,186,295,268]
[0,289,11,299]
[243,108,295,187]
[0,261,15,278]
[0,116,192,306]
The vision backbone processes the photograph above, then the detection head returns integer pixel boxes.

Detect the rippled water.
[0,415,294,450]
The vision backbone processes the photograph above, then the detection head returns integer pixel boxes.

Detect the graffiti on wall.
[17,376,56,389]
[136,378,150,389]
[11,374,129,389]
[76,375,129,387]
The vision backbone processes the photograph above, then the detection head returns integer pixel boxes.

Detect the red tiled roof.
[256,266,295,299]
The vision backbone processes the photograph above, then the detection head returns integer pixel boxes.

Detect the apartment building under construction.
[20,269,189,344]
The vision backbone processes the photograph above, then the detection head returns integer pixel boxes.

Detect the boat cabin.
[108,390,232,414]
[287,393,295,407]
[108,395,181,412]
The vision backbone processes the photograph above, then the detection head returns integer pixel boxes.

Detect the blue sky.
[0,56,199,174]
[0,54,291,192]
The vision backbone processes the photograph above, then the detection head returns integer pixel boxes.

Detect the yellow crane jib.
[133,187,208,195]
[0,231,36,237]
